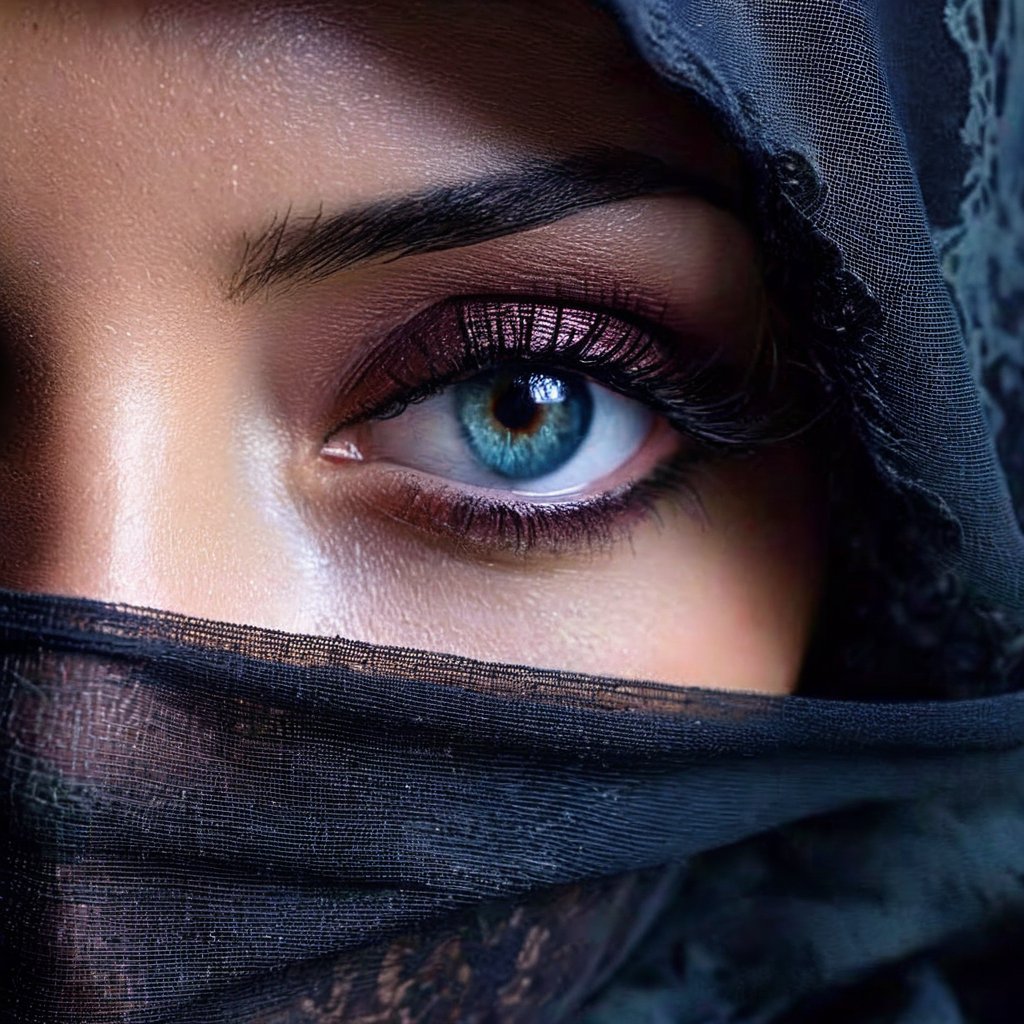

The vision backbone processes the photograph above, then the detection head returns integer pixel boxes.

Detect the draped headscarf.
[2,1,1023,1021]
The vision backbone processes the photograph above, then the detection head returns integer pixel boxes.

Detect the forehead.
[0,1,730,305]
[0,2,723,205]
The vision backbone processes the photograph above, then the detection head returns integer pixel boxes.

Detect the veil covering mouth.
[3,0,1024,1022]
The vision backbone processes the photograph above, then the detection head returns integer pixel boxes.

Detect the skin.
[0,0,822,692]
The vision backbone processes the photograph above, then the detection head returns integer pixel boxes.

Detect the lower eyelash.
[363,449,708,559]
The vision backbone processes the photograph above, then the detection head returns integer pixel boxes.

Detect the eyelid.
[324,295,785,455]
[330,297,686,426]
[328,298,648,426]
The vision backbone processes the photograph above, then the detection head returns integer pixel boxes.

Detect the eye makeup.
[319,296,794,558]
[326,297,774,442]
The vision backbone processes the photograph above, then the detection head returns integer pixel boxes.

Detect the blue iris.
[455,368,593,480]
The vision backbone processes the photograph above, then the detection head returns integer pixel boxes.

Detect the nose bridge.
[0,313,176,600]
[0,268,322,630]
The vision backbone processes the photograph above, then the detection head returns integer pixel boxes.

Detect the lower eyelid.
[351,468,652,559]
[318,419,690,560]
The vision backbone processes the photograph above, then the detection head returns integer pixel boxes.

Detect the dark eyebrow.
[228,149,739,301]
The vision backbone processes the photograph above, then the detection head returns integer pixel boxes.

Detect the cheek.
[633,445,825,691]
[309,443,822,693]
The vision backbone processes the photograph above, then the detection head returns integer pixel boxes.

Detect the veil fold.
[3,589,1024,1022]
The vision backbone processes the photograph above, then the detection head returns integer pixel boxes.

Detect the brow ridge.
[228,149,737,301]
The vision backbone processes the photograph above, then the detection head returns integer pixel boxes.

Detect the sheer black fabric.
[4,590,1024,1022]
[606,0,1024,613]
[2,0,1023,1022]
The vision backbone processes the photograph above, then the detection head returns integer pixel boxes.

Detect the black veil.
[3,1,1024,1021]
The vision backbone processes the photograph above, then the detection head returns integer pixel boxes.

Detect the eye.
[324,363,667,500]
[316,296,783,556]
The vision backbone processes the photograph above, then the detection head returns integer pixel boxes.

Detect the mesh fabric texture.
[4,590,1024,1023]
[606,0,1024,613]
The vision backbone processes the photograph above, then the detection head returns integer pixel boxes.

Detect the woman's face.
[0,0,821,692]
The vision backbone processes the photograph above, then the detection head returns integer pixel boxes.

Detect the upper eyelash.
[332,294,793,452]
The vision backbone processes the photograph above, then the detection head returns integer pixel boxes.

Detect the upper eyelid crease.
[227,148,743,302]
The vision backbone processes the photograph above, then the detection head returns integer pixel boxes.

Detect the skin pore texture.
[0,0,823,693]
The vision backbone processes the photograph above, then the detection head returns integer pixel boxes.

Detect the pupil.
[491,375,561,433]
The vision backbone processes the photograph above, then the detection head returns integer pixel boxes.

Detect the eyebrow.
[228,148,740,301]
